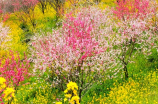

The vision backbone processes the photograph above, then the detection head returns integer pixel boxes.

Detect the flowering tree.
[31,7,109,100]
[113,0,151,21]
[0,51,30,91]
[106,0,158,79]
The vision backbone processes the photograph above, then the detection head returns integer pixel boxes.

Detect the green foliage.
[147,48,158,70]
[13,76,63,104]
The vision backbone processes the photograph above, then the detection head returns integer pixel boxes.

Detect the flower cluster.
[113,0,152,20]
[0,77,6,91]
[64,81,80,104]
[0,51,30,87]
[3,87,15,102]
[0,77,15,103]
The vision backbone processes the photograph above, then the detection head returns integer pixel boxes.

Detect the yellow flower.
[70,96,80,104]
[64,89,68,93]
[64,98,67,102]
[0,77,6,90]
[67,81,78,91]
[3,87,15,101]
[65,94,72,98]
[73,90,78,96]
[64,81,80,104]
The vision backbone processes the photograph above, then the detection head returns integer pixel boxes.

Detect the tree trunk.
[123,65,128,79]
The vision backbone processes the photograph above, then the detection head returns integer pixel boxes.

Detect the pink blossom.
[0,51,30,87]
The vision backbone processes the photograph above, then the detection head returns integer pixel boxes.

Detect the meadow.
[0,0,158,104]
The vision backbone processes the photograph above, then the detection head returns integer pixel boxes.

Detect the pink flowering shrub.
[106,0,158,79]
[31,6,110,73]
[113,0,152,21]
[31,7,109,99]
[0,51,30,89]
